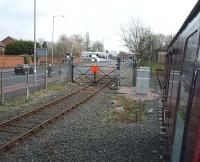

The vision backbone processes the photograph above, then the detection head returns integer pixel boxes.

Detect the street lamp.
[33,0,37,88]
[51,15,65,64]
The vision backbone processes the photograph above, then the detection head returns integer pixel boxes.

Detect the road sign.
[91,65,99,74]
[36,48,48,57]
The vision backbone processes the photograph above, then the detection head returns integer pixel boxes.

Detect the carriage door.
[182,59,200,161]
[172,31,199,162]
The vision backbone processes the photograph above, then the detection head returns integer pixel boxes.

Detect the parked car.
[14,64,34,75]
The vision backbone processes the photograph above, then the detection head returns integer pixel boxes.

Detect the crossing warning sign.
[91,65,99,74]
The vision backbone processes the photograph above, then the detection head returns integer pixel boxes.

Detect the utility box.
[136,67,150,94]
[137,67,150,78]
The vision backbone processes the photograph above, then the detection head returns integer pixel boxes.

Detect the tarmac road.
[0,64,69,100]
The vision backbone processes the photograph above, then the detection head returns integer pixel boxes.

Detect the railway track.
[0,77,114,152]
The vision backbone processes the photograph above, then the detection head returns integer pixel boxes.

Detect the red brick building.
[1,36,16,46]
[0,36,16,55]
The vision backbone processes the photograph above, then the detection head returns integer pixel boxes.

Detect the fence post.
[45,49,47,89]
[1,70,4,104]
[26,66,29,99]
[116,57,121,87]
[64,57,67,86]
[132,55,137,87]
[71,56,74,82]
[93,72,96,85]
[60,62,62,80]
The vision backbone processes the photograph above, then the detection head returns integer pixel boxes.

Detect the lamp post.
[33,0,37,88]
[1,53,4,104]
[51,15,64,65]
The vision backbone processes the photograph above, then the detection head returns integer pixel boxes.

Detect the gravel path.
[0,76,164,162]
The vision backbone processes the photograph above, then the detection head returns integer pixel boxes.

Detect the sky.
[0,0,198,52]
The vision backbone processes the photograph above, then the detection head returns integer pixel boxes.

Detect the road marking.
[3,75,66,94]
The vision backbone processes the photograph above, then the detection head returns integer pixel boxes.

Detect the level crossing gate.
[72,61,120,85]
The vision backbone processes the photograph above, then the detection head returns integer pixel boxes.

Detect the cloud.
[0,0,198,51]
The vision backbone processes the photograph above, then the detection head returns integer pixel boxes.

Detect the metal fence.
[0,61,72,104]
[0,57,123,104]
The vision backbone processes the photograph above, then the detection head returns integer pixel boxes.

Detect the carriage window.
[182,31,199,81]
[172,31,199,162]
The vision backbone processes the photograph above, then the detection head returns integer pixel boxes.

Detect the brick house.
[0,41,5,55]
[1,36,16,46]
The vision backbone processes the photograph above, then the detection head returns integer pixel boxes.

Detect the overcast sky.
[0,0,198,52]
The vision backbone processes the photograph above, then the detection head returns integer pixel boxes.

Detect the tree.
[121,18,174,62]
[54,34,72,56]
[53,34,85,57]
[121,18,152,60]
[85,31,90,51]
[164,34,174,48]
[38,38,45,48]
[5,40,39,55]
[71,34,85,56]
[92,41,104,52]
[42,41,48,48]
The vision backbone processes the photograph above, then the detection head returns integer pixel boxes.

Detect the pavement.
[117,86,159,101]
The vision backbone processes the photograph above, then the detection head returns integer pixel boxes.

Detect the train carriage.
[161,1,200,161]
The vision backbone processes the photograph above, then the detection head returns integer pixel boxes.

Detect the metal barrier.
[0,57,121,103]
[72,57,120,85]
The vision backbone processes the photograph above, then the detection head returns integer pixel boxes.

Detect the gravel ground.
[0,83,83,123]
[0,75,164,162]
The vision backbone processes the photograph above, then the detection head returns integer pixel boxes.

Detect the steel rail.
[0,85,89,127]
[0,79,112,152]
[0,71,113,128]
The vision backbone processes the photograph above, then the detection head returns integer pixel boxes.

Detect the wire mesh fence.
[0,61,72,103]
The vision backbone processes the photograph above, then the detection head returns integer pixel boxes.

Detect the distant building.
[0,41,5,55]
[118,52,134,61]
[157,49,167,64]
[0,36,17,55]
[1,36,16,46]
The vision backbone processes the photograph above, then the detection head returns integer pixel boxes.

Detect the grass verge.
[0,81,70,112]
[104,96,146,123]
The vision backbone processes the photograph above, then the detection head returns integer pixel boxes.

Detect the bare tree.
[121,18,175,62]
[71,34,85,57]
[53,34,85,57]
[54,34,72,56]
[121,18,152,59]
[85,31,90,51]
[164,34,174,48]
